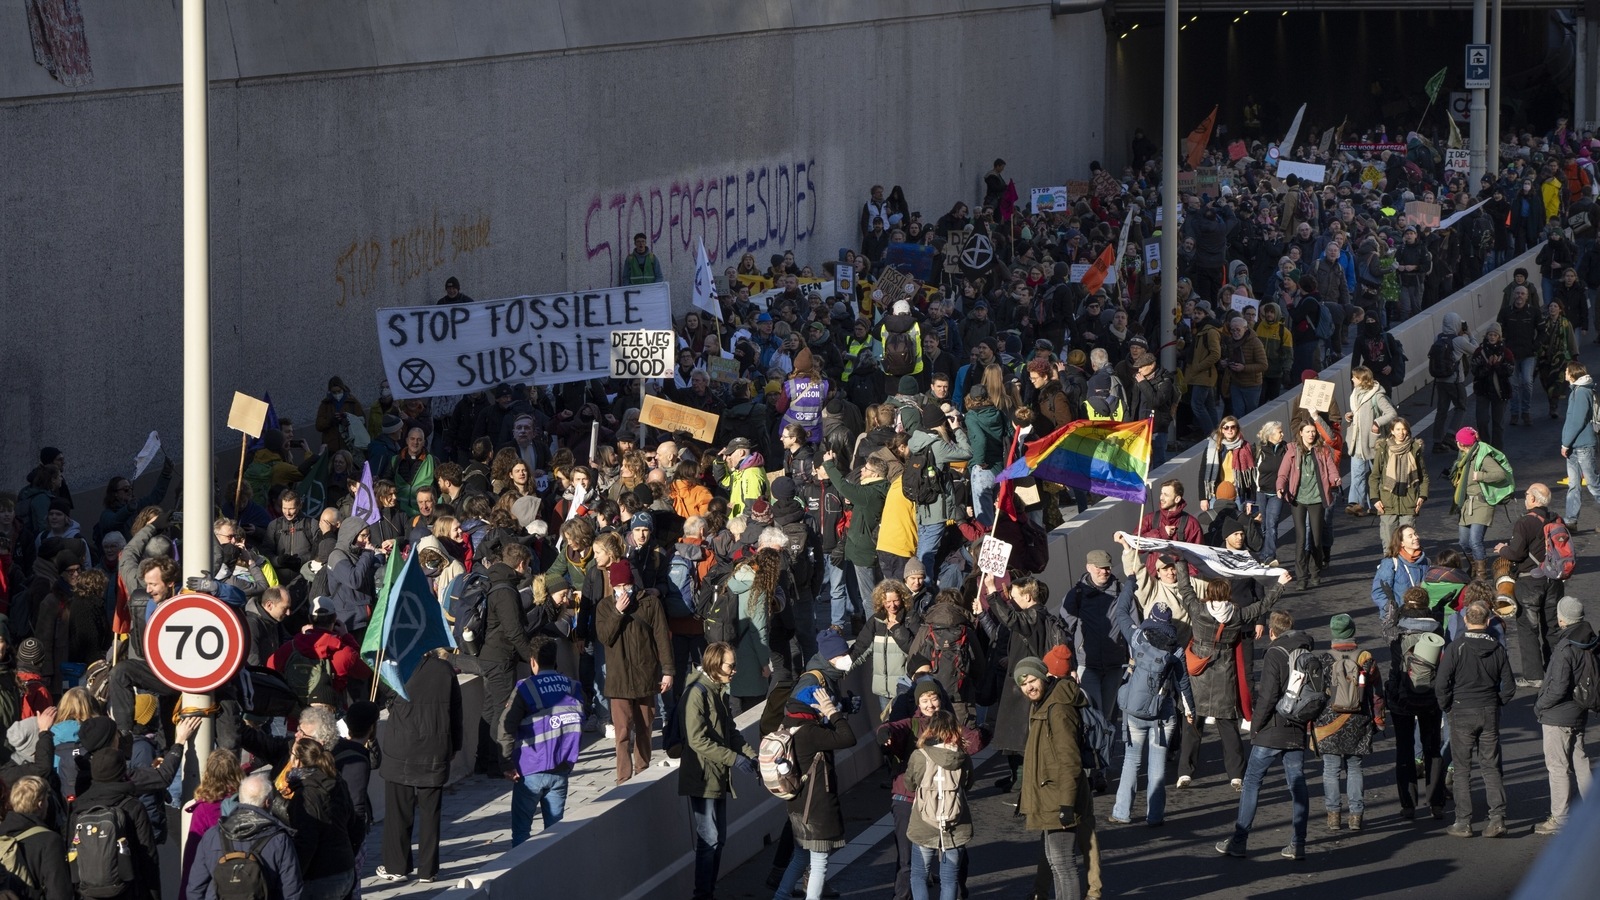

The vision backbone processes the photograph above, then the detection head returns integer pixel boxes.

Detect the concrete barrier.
[1037,247,1543,607]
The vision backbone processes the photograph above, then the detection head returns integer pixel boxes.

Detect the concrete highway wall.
[1,0,1107,490]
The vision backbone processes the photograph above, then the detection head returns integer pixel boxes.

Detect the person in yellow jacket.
[876,474,920,584]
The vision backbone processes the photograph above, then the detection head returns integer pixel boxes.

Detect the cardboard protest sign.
[1229,294,1259,318]
[1031,186,1069,213]
[977,536,1013,578]
[609,330,674,379]
[1300,379,1335,414]
[227,392,270,438]
[1405,201,1442,229]
[374,283,672,399]
[1066,180,1093,201]
[706,355,740,385]
[873,267,911,307]
[1143,240,1161,276]
[639,394,720,443]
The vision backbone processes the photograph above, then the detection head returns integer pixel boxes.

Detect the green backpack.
[284,648,334,707]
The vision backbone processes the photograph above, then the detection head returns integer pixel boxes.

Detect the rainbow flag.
[998,419,1153,503]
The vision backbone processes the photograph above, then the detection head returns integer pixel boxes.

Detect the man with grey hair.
[1222,315,1267,416]
[1532,596,1596,835]
[186,774,302,900]
[1494,482,1565,688]
[1084,347,1128,421]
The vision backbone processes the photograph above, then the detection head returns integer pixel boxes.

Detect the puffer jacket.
[286,767,360,882]
[1018,676,1091,832]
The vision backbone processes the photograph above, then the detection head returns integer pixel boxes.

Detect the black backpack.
[213,833,272,900]
[68,805,135,898]
[883,331,916,376]
[693,564,741,645]
[1572,645,1600,714]
[902,446,944,505]
[445,572,493,655]
[1427,333,1457,380]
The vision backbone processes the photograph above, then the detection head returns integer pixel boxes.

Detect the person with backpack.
[1216,609,1311,861]
[1435,598,1516,837]
[1446,427,1513,580]
[0,773,70,900]
[185,773,302,900]
[1559,361,1600,527]
[1383,586,1449,820]
[178,748,242,900]
[822,451,890,610]
[266,598,371,709]
[675,641,757,900]
[906,403,971,579]
[902,710,973,900]
[68,723,163,900]
[715,437,768,518]
[467,543,539,774]
[1312,614,1386,833]
[769,672,858,900]
[1109,579,1193,827]
[278,738,360,900]
[1532,596,1596,835]
[907,590,987,728]
[877,300,926,388]
[1368,417,1429,553]
[1059,550,1125,793]
[1428,312,1479,455]
[1493,483,1568,688]
[725,550,783,712]
[1345,366,1398,519]
[501,637,585,845]
[1013,655,1093,899]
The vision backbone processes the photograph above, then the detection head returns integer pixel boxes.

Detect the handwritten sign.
[1300,379,1335,414]
[1445,149,1470,175]
[1066,180,1092,201]
[1070,263,1090,283]
[1406,200,1443,228]
[1031,186,1069,213]
[374,283,672,399]
[639,394,720,443]
[610,330,675,379]
[1143,240,1161,276]
[706,355,740,385]
[835,263,855,297]
[1276,160,1327,184]
[977,536,1014,578]
[1229,294,1259,319]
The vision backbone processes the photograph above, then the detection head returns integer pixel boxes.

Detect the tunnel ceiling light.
[1190,15,1199,22]
[1121,31,1129,38]
[1130,23,1139,30]
[1233,16,1241,23]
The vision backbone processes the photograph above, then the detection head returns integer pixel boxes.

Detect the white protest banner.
[609,330,675,379]
[375,282,672,400]
[1070,263,1090,283]
[977,536,1013,578]
[1437,198,1487,231]
[1115,532,1288,579]
[1405,201,1443,229]
[1275,160,1327,184]
[133,431,162,479]
[1445,148,1470,175]
[1300,378,1335,413]
[1031,186,1068,213]
[1229,294,1259,319]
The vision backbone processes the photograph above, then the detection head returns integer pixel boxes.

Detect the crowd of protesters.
[0,109,1595,900]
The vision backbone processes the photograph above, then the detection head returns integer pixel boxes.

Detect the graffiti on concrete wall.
[581,157,819,288]
[333,210,492,307]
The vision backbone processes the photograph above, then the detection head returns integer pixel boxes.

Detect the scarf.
[1157,500,1190,537]
[1383,438,1417,495]
[1219,437,1257,478]
[1399,546,1424,564]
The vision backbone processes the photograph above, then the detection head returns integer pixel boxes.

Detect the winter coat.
[1368,437,1429,513]
[1019,676,1091,832]
[1311,643,1385,757]
[323,517,378,633]
[594,569,673,700]
[285,767,360,882]
[185,804,302,900]
[849,612,914,701]
[70,778,158,900]
[1561,376,1597,451]
[1184,320,1222,389]
[1346,385,1398,460]
[677,669,754,799]
[380,654,463,788]
[823,461,888,568]
[877,708,985,804]
[266,628,371,700]
[904,743,974,849]
[1199,440,1259,503]
[0,809,70,900]
[1535,621,1598,728]
[726,564,772,699]
[783,709,858,849]
[965,406,1010,471]
[1253,630,1314,750]
[1059,574,1125,670]
[876,476,919,559]
[1276,440,1341,506]
[1370,552,1429,615]
[481,561,536,664]
[1177,574,1283,719]
[986,591,1066,753]
[906,430,972,526]
[906,601,987,705]
[1436,630,1515,712]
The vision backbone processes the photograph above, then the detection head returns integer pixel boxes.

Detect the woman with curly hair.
[180,747,242,897]
[490,447,522,496]
[848,579,915,715]
[726,549,784,711]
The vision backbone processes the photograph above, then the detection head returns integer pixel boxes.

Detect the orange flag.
[1186,106,1218,168]
[1080,243,1116,295]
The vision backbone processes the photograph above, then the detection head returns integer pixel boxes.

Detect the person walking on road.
[771,680,858,900]
[1558,361,1600,528]
[1493,483,1565,688]
[1313,614,1386,833]
[1015,656,1095,900]
[1531,596,1595,835]
[1435,600,1516,838]
[376,650,463,884]
[1216,610,1312,861]
[678,641,759,900]
[1384,586,1449,820]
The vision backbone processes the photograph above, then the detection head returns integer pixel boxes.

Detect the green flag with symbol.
[1424,67,1447,103]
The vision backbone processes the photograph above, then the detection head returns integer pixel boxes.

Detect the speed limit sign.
[145,593,247,693]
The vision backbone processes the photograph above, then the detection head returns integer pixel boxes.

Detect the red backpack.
[1538,515,1577,581]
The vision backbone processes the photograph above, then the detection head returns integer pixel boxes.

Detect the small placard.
[1300,379,1336,414]
[977,535,1014,578]
[227,392,270,438]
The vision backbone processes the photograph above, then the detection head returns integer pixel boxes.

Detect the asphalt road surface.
[715,344,1600,899]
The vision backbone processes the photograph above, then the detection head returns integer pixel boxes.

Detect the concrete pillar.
[1470,0,1487,187]
[1488,0,1503,176]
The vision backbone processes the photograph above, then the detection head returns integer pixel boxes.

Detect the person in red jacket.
[267,598,373,706]
[1137,478,1204,576]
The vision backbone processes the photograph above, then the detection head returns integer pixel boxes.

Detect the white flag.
[1115,532,1288,580]
[1278,103,1308,164]
[692,238,722,321]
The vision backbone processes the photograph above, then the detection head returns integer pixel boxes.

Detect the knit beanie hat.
[1012,656,1048,686]
[1329,614,1356,641]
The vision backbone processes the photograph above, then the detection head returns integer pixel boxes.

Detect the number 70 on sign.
[145,593,248,694]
